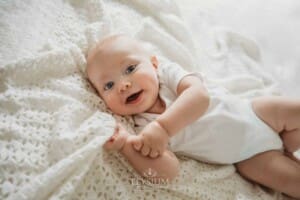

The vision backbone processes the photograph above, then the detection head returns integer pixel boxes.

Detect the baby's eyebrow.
[120,58,130,67]
[97,69,111,79]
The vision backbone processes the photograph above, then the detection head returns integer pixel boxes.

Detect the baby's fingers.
[149,150,160,158]
[141,145,151,157]
[131,136,143,151]
[103,132,117,150]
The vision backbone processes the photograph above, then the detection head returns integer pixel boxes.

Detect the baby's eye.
[125,65,136,74]
[104,81,114,90]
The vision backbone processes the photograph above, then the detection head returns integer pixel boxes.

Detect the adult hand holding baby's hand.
[131,121,169,158]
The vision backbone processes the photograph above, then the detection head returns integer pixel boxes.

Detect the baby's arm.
[133,75,209,157]
[157,75,209,136]
[104,124,179,181]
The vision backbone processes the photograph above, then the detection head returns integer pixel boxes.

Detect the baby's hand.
[103,123,129,151]
[131,121,169,158]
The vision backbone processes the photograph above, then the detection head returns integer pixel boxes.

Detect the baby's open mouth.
[126,90,143,104]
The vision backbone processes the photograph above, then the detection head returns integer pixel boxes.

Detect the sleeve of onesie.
[158,62,204,94]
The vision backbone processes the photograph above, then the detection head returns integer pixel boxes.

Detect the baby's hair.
[86,34,124,71]
[86,34,154,73]
[99,34,154,55]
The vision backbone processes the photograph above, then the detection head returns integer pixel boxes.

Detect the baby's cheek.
[106,96,125,113]
[103,95,116,108]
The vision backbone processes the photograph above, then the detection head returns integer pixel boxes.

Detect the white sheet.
[0,0,295,199]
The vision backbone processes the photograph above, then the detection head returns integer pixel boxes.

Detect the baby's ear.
[150,56,158,69]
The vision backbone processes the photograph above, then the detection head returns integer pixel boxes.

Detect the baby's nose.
[119,80,132,92]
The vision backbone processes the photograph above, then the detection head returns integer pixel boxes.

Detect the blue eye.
[104,81,114,90]
[125,65,136,74]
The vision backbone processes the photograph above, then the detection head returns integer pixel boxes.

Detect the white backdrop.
[176,0,300,97]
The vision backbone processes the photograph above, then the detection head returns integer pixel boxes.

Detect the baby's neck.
[145,96,165,114]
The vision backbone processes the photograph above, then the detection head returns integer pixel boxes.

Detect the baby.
[87,34,300,198]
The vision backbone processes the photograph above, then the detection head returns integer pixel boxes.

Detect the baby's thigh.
[252,96,283,132]
[236,150,300,196]
[252,96,300,133]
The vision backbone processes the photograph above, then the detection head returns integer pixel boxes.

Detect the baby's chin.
[111,107,149,116]
[114,110,144,116]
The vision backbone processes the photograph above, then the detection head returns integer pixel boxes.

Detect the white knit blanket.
[0,0,290,199]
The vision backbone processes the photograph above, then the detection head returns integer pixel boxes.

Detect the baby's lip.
[125,90,143,104]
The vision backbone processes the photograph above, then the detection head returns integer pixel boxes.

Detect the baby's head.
[87,35,160,115]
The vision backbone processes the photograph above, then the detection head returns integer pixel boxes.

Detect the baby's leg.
[252,96,300,156]
[236,150,300,198]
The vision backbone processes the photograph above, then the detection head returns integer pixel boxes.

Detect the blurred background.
[175,0,300,97]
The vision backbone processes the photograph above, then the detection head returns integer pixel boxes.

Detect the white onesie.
[133,62,283,164]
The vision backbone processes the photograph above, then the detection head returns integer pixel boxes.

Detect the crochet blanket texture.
[0,0,289,199]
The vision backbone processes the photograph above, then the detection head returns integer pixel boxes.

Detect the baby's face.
[87,36,160,115]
